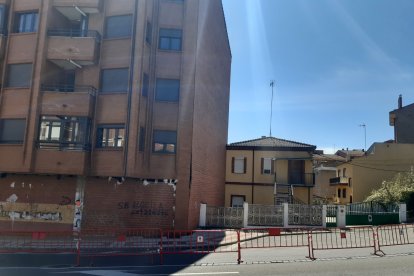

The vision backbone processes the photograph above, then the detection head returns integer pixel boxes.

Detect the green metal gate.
[346,202,400,226]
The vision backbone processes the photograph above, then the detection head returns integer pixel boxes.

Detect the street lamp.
[359,123,366,151]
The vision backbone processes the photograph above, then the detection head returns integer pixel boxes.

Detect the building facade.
[0,0,231,231]
[225,137,316,207]
[389,95,414,143]
[333,143,414,203]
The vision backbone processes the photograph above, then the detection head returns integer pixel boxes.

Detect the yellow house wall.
[253,186,275,205]
[340,143,414,202]
[292,187,312,204]
[226,150,253,183]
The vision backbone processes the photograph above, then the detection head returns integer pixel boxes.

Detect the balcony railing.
[288,173,315,186]
[37,141,91,151]
[41,84,97,96]
[47,29,101,43]
[329,176,349,185]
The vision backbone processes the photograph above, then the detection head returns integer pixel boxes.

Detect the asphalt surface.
[1,244,414,275]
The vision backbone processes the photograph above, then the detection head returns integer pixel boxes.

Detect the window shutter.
[231,157,235,173]
[261,158,264,174]
[243,157,247,173]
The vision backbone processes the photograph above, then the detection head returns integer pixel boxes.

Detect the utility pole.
[359,123,366,151]
[269,80,275,137]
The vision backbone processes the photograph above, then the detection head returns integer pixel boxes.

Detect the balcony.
[330,176,349,186]
[47,29,101,69]
[41,84,96,117]
[53,0,102,20]
[287,173,315,187]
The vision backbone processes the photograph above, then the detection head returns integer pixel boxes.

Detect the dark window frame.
[38,116,90,150]
[104,14,133,39]
[6,63,33,88]
[145,21,152,44]
[158,28,182,51]
[14,11,38,33]
[155,78,180,102]
[0,119,26,144]
[231,195,246,207]
[153,130,177,154]
[100,68,129,93]
[96,124,125,148]
[139,127,145,152]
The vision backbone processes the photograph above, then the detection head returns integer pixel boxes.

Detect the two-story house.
[225,136,316,206]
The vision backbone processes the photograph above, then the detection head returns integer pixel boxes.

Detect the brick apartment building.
[0,0,231,231]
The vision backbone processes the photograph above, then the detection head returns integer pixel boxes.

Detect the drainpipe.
[123,0,139,177]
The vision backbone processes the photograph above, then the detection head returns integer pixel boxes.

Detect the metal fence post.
[243,202,249,228]
[283,203,289,228]
[322,205,327,228]
[399,203,407,223]
[237,230,242,264]
[199,203,207,227]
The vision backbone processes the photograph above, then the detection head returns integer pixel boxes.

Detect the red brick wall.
[82,178,175,229]
[0,175,77,231]
[186,0,231,228]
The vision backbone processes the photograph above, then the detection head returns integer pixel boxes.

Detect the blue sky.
[222,0,414,153]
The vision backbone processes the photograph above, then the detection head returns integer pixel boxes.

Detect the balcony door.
[288,160,304,184]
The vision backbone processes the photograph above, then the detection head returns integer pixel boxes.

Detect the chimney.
[398,94,402,109]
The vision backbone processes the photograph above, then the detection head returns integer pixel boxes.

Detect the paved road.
[1,252,414,275]
[1,244,414,276]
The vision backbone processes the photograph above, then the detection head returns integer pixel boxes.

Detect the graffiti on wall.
[0,202,74,224]
[118,201,169,217]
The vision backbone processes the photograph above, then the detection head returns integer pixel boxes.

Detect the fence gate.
[206,206,244,228]
[248,204,284,226]
[326,205,337,227]
[288,204,323,226]
[346,202,400,226]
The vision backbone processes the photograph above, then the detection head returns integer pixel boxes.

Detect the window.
[38,116,90,149]
[155,78,180,102]
[101,68,129,93]
[231,195,245,207]
[232,157,246,174]
[14,12,38,33]
[337,169,341,177]
[146,21,152,44]
[104,15,132,38]
[0,5,7,34]
[153,130,177,153]
[96,125,125,148]
[142,73,149,97]
[139,127,145,152]
[343,168,346,177]
[159,28,182,51]
[6,63,32,88]
[0,119,26,144]
[337,188,341,198]
[261,158,273,174]
[342,188,347,198]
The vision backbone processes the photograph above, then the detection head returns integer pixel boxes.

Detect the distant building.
[390,95,414,143]
[0,0,231,231]
[313,152,347,203]
[225,136,316,206]
[333,142,414,203]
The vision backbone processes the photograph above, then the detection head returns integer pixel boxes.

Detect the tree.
[365,171,414,204]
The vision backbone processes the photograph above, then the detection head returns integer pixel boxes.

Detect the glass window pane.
[170,38,181,50]
[7,64,32,88]
[117,128,125,147]
[155,79,180,102]
[105,15,132,38]
[153,130,177,153]
[101,68,129,92]
[159,37,170,50]
[159,28,182,51]
[154,143,164,152]
[234,157,244,174]
[0,119,26,143]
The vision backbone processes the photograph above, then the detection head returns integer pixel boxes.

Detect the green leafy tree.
[365,171,414,204]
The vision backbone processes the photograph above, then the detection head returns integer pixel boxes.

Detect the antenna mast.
[270,80,275,137]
